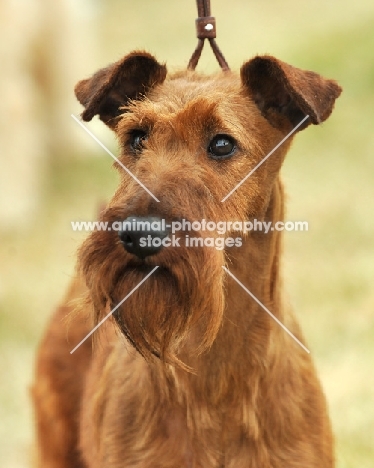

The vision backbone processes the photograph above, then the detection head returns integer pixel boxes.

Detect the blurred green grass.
[1,1,373,466]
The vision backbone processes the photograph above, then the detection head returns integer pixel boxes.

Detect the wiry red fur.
[33,51,341,467]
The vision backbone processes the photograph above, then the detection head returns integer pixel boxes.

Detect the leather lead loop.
[188,0,230,71]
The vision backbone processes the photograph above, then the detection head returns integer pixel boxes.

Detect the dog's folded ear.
[241,55,342,131]
[75,51,167,129]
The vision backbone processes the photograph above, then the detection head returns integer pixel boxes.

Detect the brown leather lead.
[188,0,230,71]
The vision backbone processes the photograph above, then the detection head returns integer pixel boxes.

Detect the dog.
[33,51,341,467]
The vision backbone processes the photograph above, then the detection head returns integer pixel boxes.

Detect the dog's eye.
[208,134,236,159]
[129,130,147,152]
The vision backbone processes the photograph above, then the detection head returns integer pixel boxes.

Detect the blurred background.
[0,0,373,466]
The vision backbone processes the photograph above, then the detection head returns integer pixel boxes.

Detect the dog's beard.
[79,230,225,368]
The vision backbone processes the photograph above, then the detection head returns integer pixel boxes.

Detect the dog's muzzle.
[118,216,169,259]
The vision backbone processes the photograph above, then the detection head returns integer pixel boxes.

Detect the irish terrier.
[33,51,341,467]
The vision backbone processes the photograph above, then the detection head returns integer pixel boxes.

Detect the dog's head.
[75,51,341,365]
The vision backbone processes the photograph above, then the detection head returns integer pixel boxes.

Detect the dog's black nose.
[118,216,169,259]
